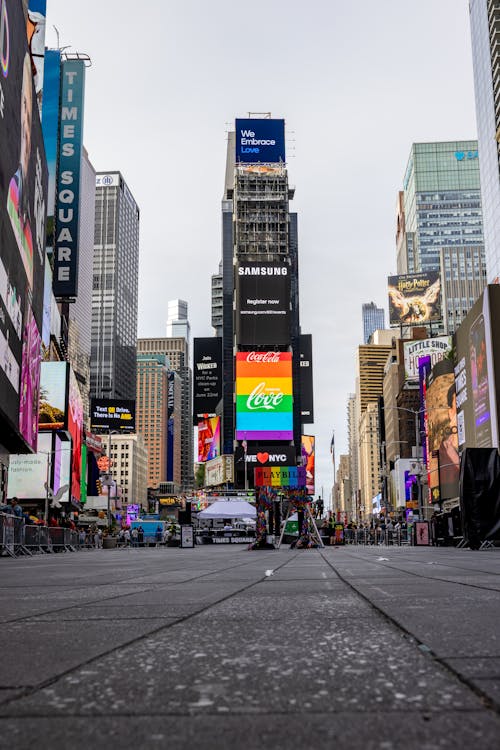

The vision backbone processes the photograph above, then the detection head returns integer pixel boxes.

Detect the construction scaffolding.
[234,165,289,257]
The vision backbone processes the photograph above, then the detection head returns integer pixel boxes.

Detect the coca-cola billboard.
[235,352,293,440]
[235,262,291,346]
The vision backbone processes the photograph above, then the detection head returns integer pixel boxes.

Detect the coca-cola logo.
[246,352,281,363]
[246,382,284,411]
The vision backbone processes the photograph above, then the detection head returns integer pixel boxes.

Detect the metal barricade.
[48,527,73,552]
[0,512,16,557]
[24,525,53,553]
[13,516,30,555]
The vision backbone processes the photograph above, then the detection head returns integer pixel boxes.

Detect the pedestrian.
[124,528,131,547]
[138,526,144,547]
[155,525,162,545]
[10,498,23,518]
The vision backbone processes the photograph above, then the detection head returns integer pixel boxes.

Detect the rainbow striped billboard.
[235,352,293,440]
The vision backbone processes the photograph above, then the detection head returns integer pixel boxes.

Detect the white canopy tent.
[197,499,256,520]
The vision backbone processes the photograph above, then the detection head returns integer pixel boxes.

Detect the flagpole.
[330,430,336,512]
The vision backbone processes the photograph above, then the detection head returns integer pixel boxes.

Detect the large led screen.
[7,431,51,500]
[90,399,136,432]
[236,352,293,440]
[388,273,441,326]
[301,435,315,496]
[38,362,68,429]
[235,262,291,346]
[193,337,222,423]
[197,417,221,463]
[0,0,48,450]
[299,334,314,422]
[68,368,83,501]
[426,360,459,503]
[454,286,500,450]
[235,118,285,164]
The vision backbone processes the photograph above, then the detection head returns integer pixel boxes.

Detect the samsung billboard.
[235,262,291,346]
[235,118,285,164]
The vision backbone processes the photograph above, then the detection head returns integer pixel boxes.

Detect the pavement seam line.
[0,552,300,710]
[319,550,500,719]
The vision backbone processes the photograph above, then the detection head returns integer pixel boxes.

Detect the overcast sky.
[46,0,477,504]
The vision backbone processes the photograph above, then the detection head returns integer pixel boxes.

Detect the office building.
[166,300,190,343]
[362,302,385,344]
[217,117,305,471]
[397,141,486,331]
[108,433,148,509]
[136,353,170,490]
[469,0,500,282]
[137,337,192,491]
[91,172,140,401]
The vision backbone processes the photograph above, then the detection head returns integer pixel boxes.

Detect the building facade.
[397,141,486,332]
[470,0,500,282]
[91,172,140,401]
[137,337,192,491]
[136,353,169,490]
[108,433,148,510]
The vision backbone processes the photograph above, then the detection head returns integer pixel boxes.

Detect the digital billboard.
[68,368,83,501]
[404,336,452,381]
[90,399,136,432]
[426,360,459,503]
[0,0,48,451]
[197,417,221,463]
[53,59,85,298]
[38,361,68,429]
[299,334,314,422]
[236,352,293,440]
[388,273,441,326]
[193,337,222,423]
[235,118,285,164]
[254,466,306,488]
[301,435,315,496]
[454,286,500,450]
[7,431,51,500]
[235,262,290,346]
[244,445,295,467]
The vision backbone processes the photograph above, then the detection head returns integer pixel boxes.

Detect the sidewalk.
[0,546,499,749]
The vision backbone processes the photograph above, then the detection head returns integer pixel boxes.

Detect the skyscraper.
[469,0,500,282]
[91,172,139,401]
[136,353,169,490]
[362,302,385,344]
[137,335,193,491]
[397,141,486,332]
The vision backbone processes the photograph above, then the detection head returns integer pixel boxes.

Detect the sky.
[45,0,478,505]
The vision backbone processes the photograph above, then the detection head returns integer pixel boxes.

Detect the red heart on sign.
[257,452,269,464]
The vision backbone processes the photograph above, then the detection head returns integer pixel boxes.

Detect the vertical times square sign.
[53,59,85,298]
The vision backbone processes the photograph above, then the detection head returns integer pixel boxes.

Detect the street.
[1,545,500,749]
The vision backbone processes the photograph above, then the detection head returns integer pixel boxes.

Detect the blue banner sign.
[235,118,285,163]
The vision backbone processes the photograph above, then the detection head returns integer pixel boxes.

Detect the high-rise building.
[217,117,305,476]
[166,300,190,343]
[91,172,140,401]
[469,0,500,282]
[362,302,385,344]
[137,337,192,491]
[136,353,169,490]
[108,433,148,509]
[211,262,223,335]
[397,141,486,331]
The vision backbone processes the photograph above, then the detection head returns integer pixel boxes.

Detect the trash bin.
[103,536,117,549]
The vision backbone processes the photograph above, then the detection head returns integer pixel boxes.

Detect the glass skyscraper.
[362,302,385,344]
[91,173,140,401]
[469,0,500,283]
[397,141,486,332]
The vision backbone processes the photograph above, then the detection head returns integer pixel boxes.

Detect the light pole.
[106,429,120,529]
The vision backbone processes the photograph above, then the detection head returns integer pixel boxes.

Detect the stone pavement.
[0,545,500,749]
